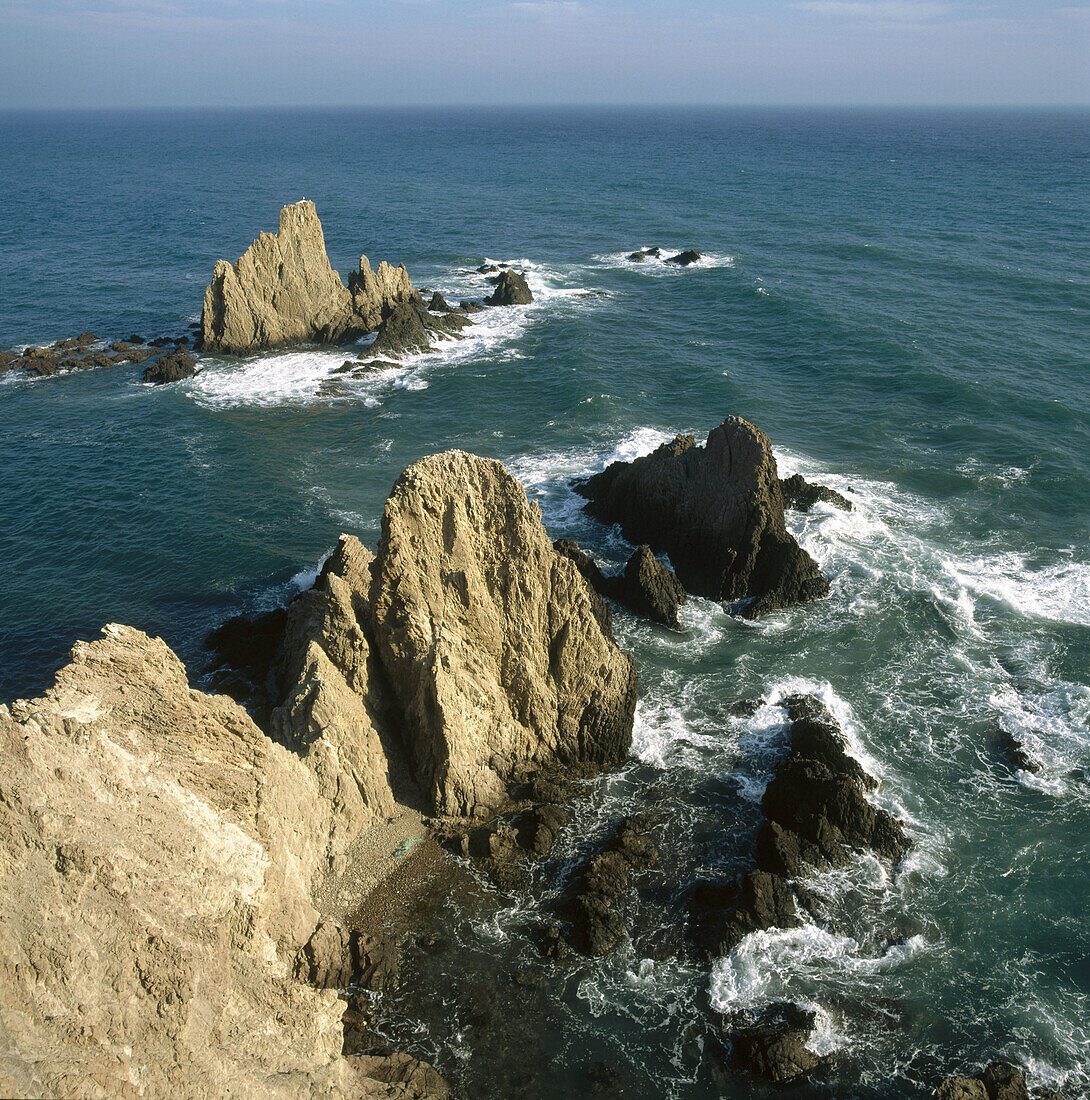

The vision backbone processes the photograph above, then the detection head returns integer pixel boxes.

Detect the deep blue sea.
[1,107,1088,1098]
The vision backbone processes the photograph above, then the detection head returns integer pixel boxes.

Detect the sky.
[0,0,1086,109]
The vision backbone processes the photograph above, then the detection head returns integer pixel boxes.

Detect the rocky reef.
[198,200,419,354]
[574,416,830,617]
[692,694,910,959]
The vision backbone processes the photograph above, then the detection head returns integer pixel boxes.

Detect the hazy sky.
[0,0,1087,108]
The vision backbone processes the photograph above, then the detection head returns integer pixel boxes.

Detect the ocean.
[1,106,1087,1097]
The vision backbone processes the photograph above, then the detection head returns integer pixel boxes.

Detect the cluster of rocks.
[2,332,197,384]
[688,695,910,1085]
[0,449,639,1098]
[574,416,832,618]
[198,202,534,365]
[780,472,853,512]
[626,247,704,266]
[693,695,910,960]
[934,1061,1049,1100]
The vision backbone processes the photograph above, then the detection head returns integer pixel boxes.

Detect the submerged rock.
[994,727,1042,774]
[780,473,852,512]
[199,200,417,354]
[370,451,637,817]
[627,247,663,262]
[574,417,829,618]
[142,346,197,384]
[485,269,533,306]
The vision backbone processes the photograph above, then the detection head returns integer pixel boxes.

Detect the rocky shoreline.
[0,205,1061,1099]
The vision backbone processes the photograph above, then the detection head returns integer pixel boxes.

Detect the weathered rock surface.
[693,695,909,957]
[574,417,830,618]
[143,346,198,385]
[357,299,472,361]
[564,814,660,955]
[370,451,638,817]
[428,291,454,313]
[934,1062,1031,1100]
[199,201,417,354]
[272,535,423,871]
[608,545,687,630]
[485,269,533,306]
[780,473,852,512]
[553,539,685,630]
[730,1002,825,1084]
[0,624,444,1099]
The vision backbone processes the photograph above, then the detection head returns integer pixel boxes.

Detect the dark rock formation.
[14,347,63,377]
[781,473,852,512]
[428,291,454,313]
[485,270,533,306]
[574,417,829,618]
[994,727,1042,774]
[692,695,910,957]
[934,1062,1031,1100]
[627,247,663,262]
[357,300,472,361]
[553,540,685,630]
[665,250,703,266]
[564,815,660,955]
[110,341,156,364]
[459,300,486,314]
[609,545,687,630]
[477,263,500,274]
[142,347,198,385]
[204,606,288,720]
[731,1002,825,1084]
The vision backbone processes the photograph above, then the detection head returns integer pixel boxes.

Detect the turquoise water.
[1,108,1088,1097]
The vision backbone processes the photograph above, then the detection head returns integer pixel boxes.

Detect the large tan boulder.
[370,451,638,817]
[0,624,440,1099]
[199,201,417,355]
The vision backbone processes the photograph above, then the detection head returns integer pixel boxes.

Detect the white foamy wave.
[593,248,736,272]
[942,553,1090,629]
[187,348,354,409]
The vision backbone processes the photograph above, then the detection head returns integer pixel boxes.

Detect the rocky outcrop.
[627,247,663,262]
[934,1062,1031,1100]
[199,201,418,354]
[730,1002,826,1084]
[608,545,687,630]
[554,539,685,630]
[994,726,1042,774]
[665,250,703,266]
[693,695,910,957]
[370,451,638,817]
[0,624,444,1099]
[4,334,183,378]
[780,473,852,512]
[485,270,533,306]
[428,291,454,313]
[562,814,660,955]
[574,418,829,618]
[357,300,472,362]
[143,346,198,384]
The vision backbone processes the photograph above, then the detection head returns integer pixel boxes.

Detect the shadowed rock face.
[370,450,638,817]
[574,417,829,618]
[780,473,852,513]
[199,201,417,354]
